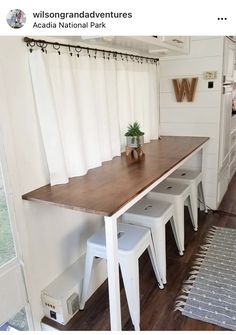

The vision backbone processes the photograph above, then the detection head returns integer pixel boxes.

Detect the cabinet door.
[161,36,189,50]
[219,86,232,169]
[223,38,235,83]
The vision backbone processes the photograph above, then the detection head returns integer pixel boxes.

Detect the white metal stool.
[80,223,163,331]
[147,180,195,252]
[122,197,183,285]
[167,169,207,230]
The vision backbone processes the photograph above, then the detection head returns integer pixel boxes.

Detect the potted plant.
[125,121,145,148]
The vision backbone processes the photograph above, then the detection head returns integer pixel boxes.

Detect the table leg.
[201,145,208,213]
[104,216,122,330]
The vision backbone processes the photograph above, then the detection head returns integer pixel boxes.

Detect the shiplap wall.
[159,36,224,209]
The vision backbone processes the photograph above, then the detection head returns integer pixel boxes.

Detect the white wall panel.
[160,57,223,77]
[189,38,223,58]
[160,37,224,209]
[160,91,221,108]
[204,182,218,198]
[181,152,201,170]
[203,168,218,185]
[160,108,221,125]
[191,36,221,41]
[160,123,219,139]
[204,196,217,210]
[202,153,219,169]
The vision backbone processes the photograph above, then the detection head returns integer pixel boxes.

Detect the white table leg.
[104,216,122,330]
[201,145,208,213]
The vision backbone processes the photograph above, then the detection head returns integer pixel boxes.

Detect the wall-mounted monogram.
[172,77,198,102]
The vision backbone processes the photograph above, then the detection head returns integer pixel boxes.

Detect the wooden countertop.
[22,136,209,216]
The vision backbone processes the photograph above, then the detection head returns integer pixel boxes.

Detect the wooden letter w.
[172,77,198,102]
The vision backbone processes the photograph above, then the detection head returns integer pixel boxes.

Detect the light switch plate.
[203,71,217,80]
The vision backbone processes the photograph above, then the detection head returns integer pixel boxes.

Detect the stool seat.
[125,197,172,218]
[122,197,183,285]
[80,223,163,331]
[169,169,201,181]
[88,222,154,255]
[151,180,190,196]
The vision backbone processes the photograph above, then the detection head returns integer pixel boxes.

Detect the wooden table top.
[22,136,209,216]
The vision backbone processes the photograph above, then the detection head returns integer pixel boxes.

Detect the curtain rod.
[23,37,159,63]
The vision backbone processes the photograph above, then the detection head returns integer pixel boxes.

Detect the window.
[0,164,16,267]
[0,308,29,331]
[0,151,30,329]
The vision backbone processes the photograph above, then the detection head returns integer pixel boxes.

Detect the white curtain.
[29,49,159,185]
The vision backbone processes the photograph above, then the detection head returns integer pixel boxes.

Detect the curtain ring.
[28,41,35,53]
[53,43,60,50]
[75,47,82,58]
[37,41,47,53]
[37,41,45,48]
[69,46,73,57]
[94,50,97,59]
[87,48,91,58]
[29,41,35,48]
[53,43,61,55]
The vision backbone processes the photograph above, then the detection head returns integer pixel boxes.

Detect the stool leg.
[186,192,198,231]
[198,181,208,213]
[170,215,184,256]
[149,224,167,284]
[190,185,198,230]
[147,240,164,289]
[119,257,140,331]
[174,200,185,252]
[80,250,94,310]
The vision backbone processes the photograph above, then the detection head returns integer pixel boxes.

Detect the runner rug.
[175,226,236,330]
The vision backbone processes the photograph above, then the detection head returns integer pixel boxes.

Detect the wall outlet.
[203,71,217,80]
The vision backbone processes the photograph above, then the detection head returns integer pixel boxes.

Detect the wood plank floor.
[43,174,236,331]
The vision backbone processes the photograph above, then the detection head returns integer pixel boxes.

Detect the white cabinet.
[78,36,190,58]
[126,36,190,57]
[161,36,189,52]
[223,37,235,83]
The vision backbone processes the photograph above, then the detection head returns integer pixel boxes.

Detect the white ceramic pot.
[126,135,144,148]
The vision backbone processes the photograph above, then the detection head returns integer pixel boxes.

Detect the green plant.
[125,122,144,145]
[125,122,144,137]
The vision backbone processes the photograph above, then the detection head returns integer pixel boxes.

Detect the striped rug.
[175,226,236,330]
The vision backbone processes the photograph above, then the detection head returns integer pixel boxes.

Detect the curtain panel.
[29,50,159,185]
